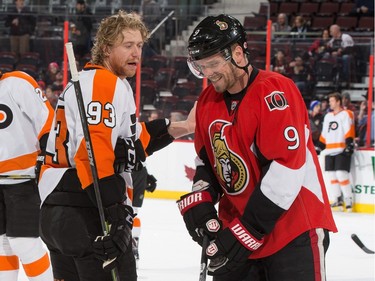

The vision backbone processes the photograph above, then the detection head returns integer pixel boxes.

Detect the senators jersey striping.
[319,109,355,156]
[0,71,54,184]
[39,64,137,203]
[194,68,337,258]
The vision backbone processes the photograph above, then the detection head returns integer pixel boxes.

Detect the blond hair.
[91,10,149,65]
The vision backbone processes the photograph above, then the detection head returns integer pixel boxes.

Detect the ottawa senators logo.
[215,20,228,30]
[209,120,248,194]
[264,91,289,111]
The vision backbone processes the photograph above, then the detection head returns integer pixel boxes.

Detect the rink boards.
[145,141,375,214]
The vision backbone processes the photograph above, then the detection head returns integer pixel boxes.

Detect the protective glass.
[187,49,232,79]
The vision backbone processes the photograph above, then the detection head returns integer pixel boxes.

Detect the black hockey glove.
[177,191,222,246]
[145,174,157,192]
[142,118,174,156]
[34,154,44,184]
[114,138,146,173]
[343,138,354,156]
[93,204,135,272]
[206,218,264,276]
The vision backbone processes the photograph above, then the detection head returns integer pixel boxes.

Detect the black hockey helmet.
[187,14,248,61]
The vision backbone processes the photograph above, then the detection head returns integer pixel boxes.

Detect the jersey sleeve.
[8,72,54,148]
[243,77,310,234]
[256,78,308,209]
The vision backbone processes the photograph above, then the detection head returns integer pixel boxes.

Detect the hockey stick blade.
[351,234,375,254]
[199,236,209,281]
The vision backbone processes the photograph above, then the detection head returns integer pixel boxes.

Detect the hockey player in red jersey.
[0,71,54,281]
[38,10,195,281]
[177,14,337,281]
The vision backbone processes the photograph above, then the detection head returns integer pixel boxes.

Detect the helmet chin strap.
[230,49,251,77]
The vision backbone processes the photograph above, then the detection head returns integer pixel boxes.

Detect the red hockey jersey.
[194,69,337,258]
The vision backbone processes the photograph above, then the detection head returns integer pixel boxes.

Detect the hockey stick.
[351,234,375,254]
[0,175,35,179]
[65,42,120,281]
[199,235,210,281]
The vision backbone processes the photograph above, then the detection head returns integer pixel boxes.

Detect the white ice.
[18,198,375,281]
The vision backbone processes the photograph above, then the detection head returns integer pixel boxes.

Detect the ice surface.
[17,199,375,281]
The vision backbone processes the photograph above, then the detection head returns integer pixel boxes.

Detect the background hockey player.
[319,92,355,212]
[0,70,54,281]
[38,10,195,281]
[177,14,337,281]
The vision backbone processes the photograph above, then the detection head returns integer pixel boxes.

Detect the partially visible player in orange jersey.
[38,10,195,281]
[0,70,54,281]
[319,92,355,212]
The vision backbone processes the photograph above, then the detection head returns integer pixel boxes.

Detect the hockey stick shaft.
[351,234,375,254]
[0,175,35,179]
[199,235,210,281]
[65,42,120,281]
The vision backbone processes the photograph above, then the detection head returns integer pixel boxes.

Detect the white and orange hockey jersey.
[319,109,355,156]
[38,64,138,203]
[0,71,54,185]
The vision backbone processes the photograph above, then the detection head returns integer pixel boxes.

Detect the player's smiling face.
[194,52,236,93]
[105,29,144,79]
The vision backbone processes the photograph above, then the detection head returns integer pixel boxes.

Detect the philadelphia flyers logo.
[264,91,289,111]
[328,121,339,132]
[0,104,13,129]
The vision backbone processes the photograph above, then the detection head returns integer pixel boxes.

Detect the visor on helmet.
[187,48,232,79]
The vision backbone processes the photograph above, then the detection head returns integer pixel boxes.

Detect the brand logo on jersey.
[264,91,289,111]
[328,121,339,132]
[215,20,228,30]
[0,104,13,129]
[209,120,248,195]
[230,223,263,251]
[230,100,238,112]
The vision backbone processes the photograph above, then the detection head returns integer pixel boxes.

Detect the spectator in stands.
[70,0,93,59]
[4,0,36,59]
[142,0,162,55]
[355,100,368,147]
[287,55,313,96]
[45,84,58,109]
[342,92,357,113]
[352,0,374,17]
[51,70,64,94]
[43,61,60,86]
[326,24,355,86]
[309,100,324,154]
[306,28,330,61]
[290,15,310,40]
[271,13,291,41]
[270,50,289,76]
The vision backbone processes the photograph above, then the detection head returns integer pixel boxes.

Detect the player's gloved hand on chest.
[92,204,135,271]
[206,218,264,276]
[114,138,146,173]
[177,191,222,246]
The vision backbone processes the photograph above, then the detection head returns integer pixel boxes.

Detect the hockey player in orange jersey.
[38,10,196,281]
[0,70,54,281]
[319,92,355,211]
